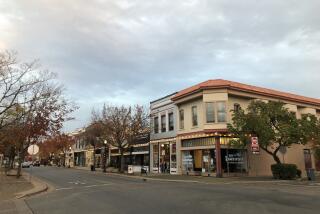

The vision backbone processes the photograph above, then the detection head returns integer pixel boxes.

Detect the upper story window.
[206,102,215,123]
[161,115,166,132]
[234,103,241,113]
[179,109,184,129]
[217,101,227,122]
[154,117,159,134]
[192,106,198,127]
[168,112,174,131]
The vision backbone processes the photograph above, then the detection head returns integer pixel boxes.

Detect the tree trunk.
[272,152,281,164]
[92,145,96,171]
[16,149,22,178]
[120,149,125,173]
[261,146,282,164]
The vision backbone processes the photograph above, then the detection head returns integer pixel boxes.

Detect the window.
[234,103,241,113]
[192,106,198,126]
[154,117,159,133]
[168,112,174,131]
[217,101,227,122]
[206,102,215,123]
[153,144,159,168]
[179,109,184,129]
[161,115,166,132]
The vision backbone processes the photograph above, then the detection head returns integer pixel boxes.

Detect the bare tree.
[83,112,105,171]
[0,51,77,177]
[101,104,149,173]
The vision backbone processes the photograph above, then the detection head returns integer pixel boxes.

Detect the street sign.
[27,144,39,155]
[251,137,260,154]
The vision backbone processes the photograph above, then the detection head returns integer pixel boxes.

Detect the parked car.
[33,161,40,167]
[21,161,32,168]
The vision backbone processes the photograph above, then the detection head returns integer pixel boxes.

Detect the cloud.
[0,0,319,131]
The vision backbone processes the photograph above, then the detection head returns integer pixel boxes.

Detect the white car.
[21,161,32,168]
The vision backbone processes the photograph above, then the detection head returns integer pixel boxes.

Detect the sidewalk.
[0,167,49,214]
[0,168,34,201]
[71,166,320,186]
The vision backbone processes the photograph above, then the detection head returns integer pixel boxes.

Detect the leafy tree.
[227,100,317,164]
[39,134,75,166]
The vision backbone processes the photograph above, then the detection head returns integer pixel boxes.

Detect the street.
[24,167,320,214]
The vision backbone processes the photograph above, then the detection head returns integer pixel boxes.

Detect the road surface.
[25,167,320,214]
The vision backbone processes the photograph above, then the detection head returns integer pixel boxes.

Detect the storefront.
[151,140,177,174]
[109,144,150,170]
[74,151,86,167]
[180,137,248,176]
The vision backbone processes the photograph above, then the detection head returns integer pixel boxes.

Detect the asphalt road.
[24,167,320,214]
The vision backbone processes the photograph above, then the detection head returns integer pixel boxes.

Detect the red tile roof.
[172,79,320,106]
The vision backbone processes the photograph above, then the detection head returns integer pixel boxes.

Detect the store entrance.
[160,143,170,173]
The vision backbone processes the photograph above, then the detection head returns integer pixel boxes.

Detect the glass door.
[160,143,170,173]
[170,143,177,174]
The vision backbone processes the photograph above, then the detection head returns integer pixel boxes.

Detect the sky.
[0,0,319,132]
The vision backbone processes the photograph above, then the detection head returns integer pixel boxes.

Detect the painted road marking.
[56,183,113,191]
[56,187,73,191]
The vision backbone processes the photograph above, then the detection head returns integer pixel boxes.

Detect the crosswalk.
[55,180,113,191]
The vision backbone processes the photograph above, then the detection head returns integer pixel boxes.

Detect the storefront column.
[215,137,222,178]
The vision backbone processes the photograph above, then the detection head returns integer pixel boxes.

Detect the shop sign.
[225,153,243,163]
[183,155,193,162]
[251,137,260,154]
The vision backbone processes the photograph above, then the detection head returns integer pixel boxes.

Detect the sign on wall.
[251,137,260,154]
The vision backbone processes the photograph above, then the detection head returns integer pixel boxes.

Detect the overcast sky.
[0,0,319,131]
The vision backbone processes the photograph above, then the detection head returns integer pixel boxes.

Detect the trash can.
[307,168,316,181]
[128,165,133,174]
[90,165,95,171]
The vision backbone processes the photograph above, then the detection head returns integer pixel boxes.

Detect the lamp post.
[103,140,107,173]
[68,146,72,168]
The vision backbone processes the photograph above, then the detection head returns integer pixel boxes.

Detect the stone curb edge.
[15,173,48,199]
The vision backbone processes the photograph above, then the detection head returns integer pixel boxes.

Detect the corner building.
[151,79,320,177]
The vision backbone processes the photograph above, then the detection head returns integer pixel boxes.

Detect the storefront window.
[182,137,215,147]
[222,149,247,174]
[171,143,176,169]
[182,151,193,173]
[153,144,158,168]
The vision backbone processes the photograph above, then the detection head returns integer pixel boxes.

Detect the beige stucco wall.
[227,96,252,124]
[177,98,204,135]
[248,144,314,177]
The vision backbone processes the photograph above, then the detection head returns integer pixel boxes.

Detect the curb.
[15,173,48,199]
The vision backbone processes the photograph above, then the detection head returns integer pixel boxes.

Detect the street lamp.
[103,140,107,173]
[68,146,72,168]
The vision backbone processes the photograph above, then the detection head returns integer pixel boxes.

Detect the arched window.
[234,103,241,113]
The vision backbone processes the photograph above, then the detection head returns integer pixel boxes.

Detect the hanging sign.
[251,137,260,154]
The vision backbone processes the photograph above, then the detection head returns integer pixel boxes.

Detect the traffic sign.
[251,137,260,154]
[27,144,39,155]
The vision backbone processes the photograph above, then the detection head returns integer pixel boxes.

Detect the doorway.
[304,149,312,170]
